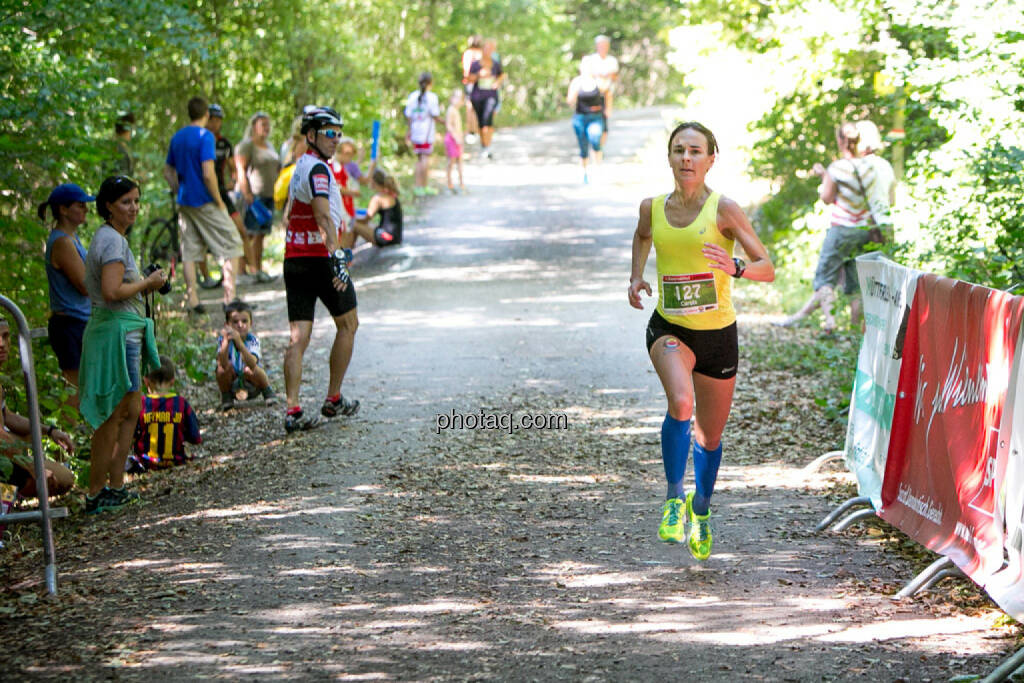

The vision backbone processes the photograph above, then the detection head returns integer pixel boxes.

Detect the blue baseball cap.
[38,183,95,220]
[48,183,95,205]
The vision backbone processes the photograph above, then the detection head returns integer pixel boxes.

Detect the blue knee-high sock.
[692,440,723,515]
[661,414,691,500]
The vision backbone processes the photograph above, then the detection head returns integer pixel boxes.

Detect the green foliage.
[730,0,1024,290]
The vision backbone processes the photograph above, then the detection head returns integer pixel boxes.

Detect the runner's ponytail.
[417,71,432,106]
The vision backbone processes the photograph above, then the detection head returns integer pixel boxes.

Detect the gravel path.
[1,107,1017,681]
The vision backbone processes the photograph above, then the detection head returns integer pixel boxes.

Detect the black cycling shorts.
[645,310,739,380]
[283,257,357,322]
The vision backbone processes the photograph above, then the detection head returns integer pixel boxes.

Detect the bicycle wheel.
[142,218,178,267]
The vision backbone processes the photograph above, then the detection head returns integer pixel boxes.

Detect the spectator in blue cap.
[38,182,95,402]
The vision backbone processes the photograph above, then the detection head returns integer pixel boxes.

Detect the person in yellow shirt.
[628,122,775,559]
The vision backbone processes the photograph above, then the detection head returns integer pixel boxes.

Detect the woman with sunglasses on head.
[39,183,95,403]
[629,122,774,560]
[235,111,281,282]
[79,176,167,514]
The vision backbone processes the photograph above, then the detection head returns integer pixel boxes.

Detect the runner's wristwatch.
[731,257,746,279]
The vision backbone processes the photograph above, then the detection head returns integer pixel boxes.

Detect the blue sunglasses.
[320,129,343,139]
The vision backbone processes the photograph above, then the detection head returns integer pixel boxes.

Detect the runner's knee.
[335,310,358,335]
[666,393,694,421]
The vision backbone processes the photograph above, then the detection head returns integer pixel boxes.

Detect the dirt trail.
[1,107,1017,681]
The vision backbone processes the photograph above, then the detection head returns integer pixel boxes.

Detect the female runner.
[628,122,775,559]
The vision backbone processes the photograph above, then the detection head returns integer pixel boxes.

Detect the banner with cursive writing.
[881,274,1024,592]
[844,254,920,508]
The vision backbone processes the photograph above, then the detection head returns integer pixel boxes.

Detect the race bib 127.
[662,272,719,315]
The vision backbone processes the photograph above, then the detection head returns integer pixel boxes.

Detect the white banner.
[843,254,921,508]
[984,319,1024,621]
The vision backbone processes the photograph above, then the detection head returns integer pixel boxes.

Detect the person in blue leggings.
[566,62,607,183]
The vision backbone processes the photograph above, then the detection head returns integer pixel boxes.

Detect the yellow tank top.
[653,191,735,330]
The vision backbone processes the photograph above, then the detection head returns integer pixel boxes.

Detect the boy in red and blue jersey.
[130,356,201,471]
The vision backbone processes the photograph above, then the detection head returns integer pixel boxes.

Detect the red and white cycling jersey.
[285,150,345,259]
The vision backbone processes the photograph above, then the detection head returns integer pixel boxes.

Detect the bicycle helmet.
[300,106,343,134]
[208,103,225,118]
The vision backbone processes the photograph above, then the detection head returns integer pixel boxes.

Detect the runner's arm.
[628,199,654,309]
[566,79,578,107]
[708,197,775,283]
[50,235,88,295]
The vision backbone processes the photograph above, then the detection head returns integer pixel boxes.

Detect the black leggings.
[471,93,499,128]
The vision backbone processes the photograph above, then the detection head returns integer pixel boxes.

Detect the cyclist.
[281,106,360,433]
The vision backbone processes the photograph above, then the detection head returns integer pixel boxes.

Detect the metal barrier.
[981,646,1024,683]
[0,295,67,594]
[804,451,877,533]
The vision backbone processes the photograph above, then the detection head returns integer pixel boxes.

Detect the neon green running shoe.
[686,491,713,561]
[658,497,686,543]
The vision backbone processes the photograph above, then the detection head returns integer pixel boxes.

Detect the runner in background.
[628,122,774,560]
[566,61,607,184]
[461,35,483,145]
[404,72,443,196]
[467,39,504,160]
[581,35,619,150]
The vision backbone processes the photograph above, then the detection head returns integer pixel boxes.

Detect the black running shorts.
[283,257,357,322]
[645,310,739,380]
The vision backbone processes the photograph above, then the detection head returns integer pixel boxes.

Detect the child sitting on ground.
[349,169,403,249]
[216,300,277,410]
[444,90,466,194]
[128,355,201,472]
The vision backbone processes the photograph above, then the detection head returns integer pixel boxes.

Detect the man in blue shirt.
[163,96,245,314]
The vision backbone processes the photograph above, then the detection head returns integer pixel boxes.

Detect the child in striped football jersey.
[129,356,201,471]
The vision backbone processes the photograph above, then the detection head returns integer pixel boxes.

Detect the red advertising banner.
[881,274,1024,583]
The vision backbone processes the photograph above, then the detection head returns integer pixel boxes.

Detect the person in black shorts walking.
[281,106,360,433]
